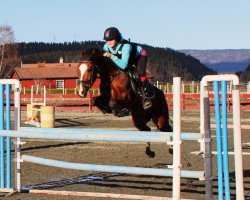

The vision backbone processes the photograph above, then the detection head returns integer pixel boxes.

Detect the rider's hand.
[103,52,112,57]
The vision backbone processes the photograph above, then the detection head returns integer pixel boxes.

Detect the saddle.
[127,66,155,99]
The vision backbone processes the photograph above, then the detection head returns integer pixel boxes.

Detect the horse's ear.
[92,48,101,55]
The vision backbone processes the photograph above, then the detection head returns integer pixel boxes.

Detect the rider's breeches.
[135,49,148,82]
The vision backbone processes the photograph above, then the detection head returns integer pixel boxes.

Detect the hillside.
[17,41,216,82]
[179,49,250,72]
[240,64,250,82]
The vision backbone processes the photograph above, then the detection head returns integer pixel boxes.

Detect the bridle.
[78,61,99,90]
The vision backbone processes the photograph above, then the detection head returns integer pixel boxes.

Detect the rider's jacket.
[103,39,142,70]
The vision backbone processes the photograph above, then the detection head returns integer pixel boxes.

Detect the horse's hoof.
[145,147,155,158]
[168,148,173,155]
[147,151,155,158]
[186,163,191,167]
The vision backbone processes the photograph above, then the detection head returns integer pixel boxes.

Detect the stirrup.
[143,98,152,110]
[141,81,154,98]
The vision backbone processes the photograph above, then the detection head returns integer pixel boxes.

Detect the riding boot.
[141,80,152,110]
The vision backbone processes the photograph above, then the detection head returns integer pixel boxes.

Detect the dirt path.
[1,110,250,199]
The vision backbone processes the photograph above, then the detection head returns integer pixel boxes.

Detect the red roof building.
[10,61,100,89]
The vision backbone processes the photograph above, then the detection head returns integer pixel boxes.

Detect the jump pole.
[200,79,213,199]
[0,79,20,192]
[200,75,244,200]
[172,77,182,199]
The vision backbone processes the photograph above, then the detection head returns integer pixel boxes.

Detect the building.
[10,61,100,89]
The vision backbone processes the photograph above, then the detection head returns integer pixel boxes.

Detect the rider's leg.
[136,49,152,110]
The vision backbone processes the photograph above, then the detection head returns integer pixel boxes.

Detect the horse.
[76,48,172,158]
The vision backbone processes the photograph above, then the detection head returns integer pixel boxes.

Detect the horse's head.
[77,48,103,98]
[77,61,99,98]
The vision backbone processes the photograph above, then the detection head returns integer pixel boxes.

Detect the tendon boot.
[141,80,152,110]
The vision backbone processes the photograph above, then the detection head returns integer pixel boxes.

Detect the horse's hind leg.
[132,114,155,158]
[152,115,173,155]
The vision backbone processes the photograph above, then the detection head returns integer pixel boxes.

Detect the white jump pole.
[172,77,182,199]
[232,84,244,199]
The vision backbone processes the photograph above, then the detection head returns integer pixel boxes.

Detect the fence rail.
[3,92,250,111]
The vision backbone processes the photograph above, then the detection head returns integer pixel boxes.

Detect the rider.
[102,27,152,110]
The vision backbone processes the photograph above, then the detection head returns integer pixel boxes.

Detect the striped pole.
[213,81,224,200]
[6,84,11,188]
[221,81,230,199]
[0,79,21,192]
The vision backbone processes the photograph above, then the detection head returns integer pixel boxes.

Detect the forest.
[17,41,217,82]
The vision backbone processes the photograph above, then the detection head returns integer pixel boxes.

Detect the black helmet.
[103,27,121,41]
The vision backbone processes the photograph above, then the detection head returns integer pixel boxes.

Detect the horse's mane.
[80,48,103,61]
[81,48,122,74]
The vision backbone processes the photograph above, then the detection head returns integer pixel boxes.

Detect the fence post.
[247,81,250,93]
[89,92,93,111]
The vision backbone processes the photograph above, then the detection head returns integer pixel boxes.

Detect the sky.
[0,0,250,50]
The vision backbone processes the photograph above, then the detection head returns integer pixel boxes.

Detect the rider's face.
[106,39,117,48]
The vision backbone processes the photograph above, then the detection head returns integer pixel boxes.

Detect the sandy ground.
[0,110,250,200]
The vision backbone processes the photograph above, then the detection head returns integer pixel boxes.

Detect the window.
[76,79,79,86]
[56,80,64,89]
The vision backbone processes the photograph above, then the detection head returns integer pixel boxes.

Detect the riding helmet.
[103,27,121,41]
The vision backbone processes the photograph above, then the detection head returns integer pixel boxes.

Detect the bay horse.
[77,48,172,158]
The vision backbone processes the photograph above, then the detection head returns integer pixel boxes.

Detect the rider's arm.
[110,44,132,69]
[103,44,109,52]
[103,43,132,70]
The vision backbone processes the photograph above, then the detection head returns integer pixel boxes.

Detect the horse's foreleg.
[132,113,155,158]
[92,96,112,114]
[145,142,155,158]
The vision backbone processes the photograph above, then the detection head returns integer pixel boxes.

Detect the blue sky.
[1,0,250,50]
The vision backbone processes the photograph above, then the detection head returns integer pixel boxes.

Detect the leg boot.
[141,80,152,110]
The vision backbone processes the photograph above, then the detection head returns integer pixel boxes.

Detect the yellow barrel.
[26,104,40,121]
[41,106,55,128]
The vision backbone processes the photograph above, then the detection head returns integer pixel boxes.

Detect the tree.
[240,65,250,82]
[0,24,20,78]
